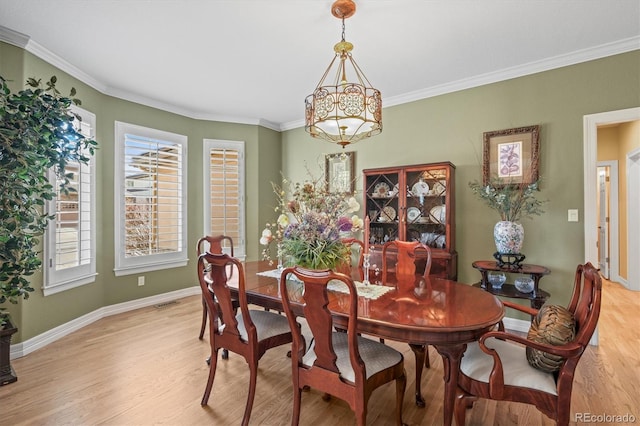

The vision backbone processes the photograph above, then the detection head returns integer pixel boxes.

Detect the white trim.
[584,108,640,267]
[282,37,640,131]
[501,317,530,334]
[43,105,97,294]
[584,108,640,346]
[114,121,188,275]
[2,24,637,132]
[203,139,246,260]
[10,286,201,360]
[597,161,620,282]
[626,148,640,291]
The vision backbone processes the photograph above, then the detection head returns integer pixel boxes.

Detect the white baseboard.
[10,286,200,359]
[501,317,531,333]
[11,289,535,360]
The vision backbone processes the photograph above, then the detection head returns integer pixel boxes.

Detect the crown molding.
[0,25,29,48]
[3,24,638,133]
[281,36,640,132]
[383,36,640,111]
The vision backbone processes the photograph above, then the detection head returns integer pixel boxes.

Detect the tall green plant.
[0,75,97,325]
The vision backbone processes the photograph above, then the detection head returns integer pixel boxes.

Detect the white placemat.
[257,269,392,300]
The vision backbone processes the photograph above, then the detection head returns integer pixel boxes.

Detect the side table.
[472,260,551,310]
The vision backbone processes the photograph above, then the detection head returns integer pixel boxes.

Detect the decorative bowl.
[487,272,506,289]
[515,277,535,293]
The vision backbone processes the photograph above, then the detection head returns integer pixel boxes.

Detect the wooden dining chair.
[280,266,407,426]
[382,240,433,407]
[196,235,238,360]
[340,237,365,279]
[197,252,293,426]
[455,262,603,426]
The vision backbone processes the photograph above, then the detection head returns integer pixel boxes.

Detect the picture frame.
[482,125,540,186]
[325,151,355,193]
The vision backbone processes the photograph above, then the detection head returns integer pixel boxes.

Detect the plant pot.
[1,319,18,386]
[494,221,524,254]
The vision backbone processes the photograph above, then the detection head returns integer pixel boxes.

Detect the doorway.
[596,162,619,281]
[627,148,640,291]
[584,107,640,291]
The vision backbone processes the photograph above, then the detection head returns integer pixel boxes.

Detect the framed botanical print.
[483,125,540,186]
[325,151,355,193]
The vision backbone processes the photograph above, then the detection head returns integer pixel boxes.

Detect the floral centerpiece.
[260,173,363,270]
[469,177,546,255]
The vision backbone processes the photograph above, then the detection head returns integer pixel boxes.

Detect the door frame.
[596,161,619,281]
[626,148,640,291]
[584,107,640,270]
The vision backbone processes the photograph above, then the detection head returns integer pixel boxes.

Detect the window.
[203,139,245,259]
[44,105,97,295]
[114,122,187,275]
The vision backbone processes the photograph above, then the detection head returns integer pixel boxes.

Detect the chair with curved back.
[279,266,407,426]
[454,262,603,426]
[382,240,433,407]
[196,235,237,353]
[197,252,293,426]
[340,237,365,279]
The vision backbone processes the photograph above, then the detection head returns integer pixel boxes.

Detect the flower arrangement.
[468,177,547,222]
[260,173,363,270]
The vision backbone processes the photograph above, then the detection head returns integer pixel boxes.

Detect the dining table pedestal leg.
[434,343,467,426]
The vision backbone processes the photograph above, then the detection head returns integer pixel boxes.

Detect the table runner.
[257,269,392,300]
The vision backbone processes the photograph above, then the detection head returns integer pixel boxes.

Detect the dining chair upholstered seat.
[197,252,293,426]
[460,338,558,395]
[302,332,404,383]
[235,310,291,342]
[381,240,433,407]
[455,262,602,426]
[280,266,406,426]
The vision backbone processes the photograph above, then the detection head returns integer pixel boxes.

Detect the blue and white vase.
[493,221,524,254]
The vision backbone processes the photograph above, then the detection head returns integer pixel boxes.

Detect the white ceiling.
[1,1,638,131]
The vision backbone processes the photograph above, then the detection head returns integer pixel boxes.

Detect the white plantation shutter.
[114,122,188,275]
[44,106,96,295]
[204,140,245,259]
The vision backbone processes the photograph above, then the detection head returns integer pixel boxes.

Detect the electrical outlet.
[568,209,579,222]
[137,276,145,286]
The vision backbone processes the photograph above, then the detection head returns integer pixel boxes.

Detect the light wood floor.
[1,278,638,425]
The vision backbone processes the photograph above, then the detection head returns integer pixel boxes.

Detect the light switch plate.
[568,209,579,222]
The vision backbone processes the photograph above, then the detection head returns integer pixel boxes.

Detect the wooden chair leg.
[454,390,476,426]
[292,386,302,426]
[241,363,258,426]
[409,343,426,407]
[198,296,207,340]
[395,371,407,426]
[201,349,219,405]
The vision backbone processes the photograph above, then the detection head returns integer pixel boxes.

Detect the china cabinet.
[363,162,457,280]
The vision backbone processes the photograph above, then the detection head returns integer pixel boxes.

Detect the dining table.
[228,260,505,426]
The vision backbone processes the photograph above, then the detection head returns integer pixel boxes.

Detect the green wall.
[1,40,639,341]
[282,51,640,315]
[1,43,281,342]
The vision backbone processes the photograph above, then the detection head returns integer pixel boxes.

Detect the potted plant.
[0,75,97,385]
[468,177,547,256]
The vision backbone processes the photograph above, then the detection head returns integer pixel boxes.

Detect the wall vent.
[154,300,178,309]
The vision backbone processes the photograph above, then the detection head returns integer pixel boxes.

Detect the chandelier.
[305,0,382,148]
